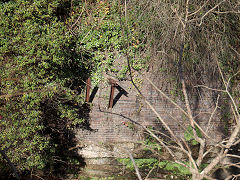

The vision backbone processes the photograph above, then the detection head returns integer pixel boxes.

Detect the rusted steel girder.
[85,78,91,103]
[108,78,117,109]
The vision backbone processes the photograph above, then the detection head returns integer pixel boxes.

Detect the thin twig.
[198,0,226,26]
[125,149,142,180]
[213,10,240,14]
[145,166,155,179]
[195,85,225,92]
[206,94,220,133]
[98,106,176,159]
[188,0,209,17]
[70,3,85,28]
[201,59,240,176]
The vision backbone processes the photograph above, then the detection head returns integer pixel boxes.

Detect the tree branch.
[0,149,20,180]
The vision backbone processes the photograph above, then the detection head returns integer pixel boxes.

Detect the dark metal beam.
[85,78,91,103]
[108,78,117,109]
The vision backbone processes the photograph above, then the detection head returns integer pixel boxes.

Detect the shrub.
[0,0,89,175]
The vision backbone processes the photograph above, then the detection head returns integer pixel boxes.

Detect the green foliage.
[69,0,148,84]
[0,96,48,170]
[70,0,123,84]
[0,0,148,176]
[184,125,202,145]
[118,158,191,178]
[0,0,148,175]
[0,0,88,174]
[118,158,158,171]
[158,160,191,176]
[143,129,162,152]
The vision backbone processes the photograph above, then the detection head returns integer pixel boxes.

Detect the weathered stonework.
[75,71,225,161]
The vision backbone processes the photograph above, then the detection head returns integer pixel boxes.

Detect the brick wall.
[75,71,225,144]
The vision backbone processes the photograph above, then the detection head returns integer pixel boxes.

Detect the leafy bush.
[118,158,158,171]
[158,160,191,176]
[69,0,149,83]
[0,0,89,175]
[118,158,191,179]
[0,0,148,177]
[184,125,202,145]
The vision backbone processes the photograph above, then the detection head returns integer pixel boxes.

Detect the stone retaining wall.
[75,72,225,159]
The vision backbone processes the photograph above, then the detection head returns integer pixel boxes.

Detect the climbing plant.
[69,0,149,84]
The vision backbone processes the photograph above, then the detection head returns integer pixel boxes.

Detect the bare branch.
[188,1,209,17]
[198,0,226,26]
[184,0,190,23]
[173,17,181,41]
[181,137,198,171]
[145,166,155,180]
[126,149,143,180]
[142,74,187,116]
[171,6,185,28]
[201,59,240,175]
[139,72,210,140]
[230,46,240,58]
[206,94,220,133]
[0,149,20,180]
[70,3,85,28]
[195,85,225,93]
[213,10,240,14]
[216,58,227,88]
[226,154,240,159]
[232,138,240,146]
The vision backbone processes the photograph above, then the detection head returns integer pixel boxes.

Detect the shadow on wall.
[113,84,128,108]
[78,82,129,131]
[89,86,99,103]
[85,78,129,109]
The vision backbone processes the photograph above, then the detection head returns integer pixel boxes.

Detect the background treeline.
[0,0,240,179]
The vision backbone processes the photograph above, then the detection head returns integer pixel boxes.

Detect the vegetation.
[118,158,191,179]
[0,0,240,179]
[0,0,90,177]
[0,0,145,178]
[121,0,240,179]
